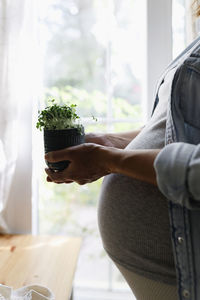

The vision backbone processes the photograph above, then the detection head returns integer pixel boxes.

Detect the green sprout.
[36,99,83,133]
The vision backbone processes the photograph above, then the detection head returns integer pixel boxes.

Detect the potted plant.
[36,99,85,172]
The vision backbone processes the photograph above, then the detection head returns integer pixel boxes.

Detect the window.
[32,0,187,299]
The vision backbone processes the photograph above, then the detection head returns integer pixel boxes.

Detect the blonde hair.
[192,0,200,17]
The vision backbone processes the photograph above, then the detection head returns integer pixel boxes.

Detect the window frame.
[143,0,172,121]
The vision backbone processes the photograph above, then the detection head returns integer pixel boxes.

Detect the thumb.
[45,148,72,162]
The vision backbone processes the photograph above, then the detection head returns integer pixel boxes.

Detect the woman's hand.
[45,143,114,185]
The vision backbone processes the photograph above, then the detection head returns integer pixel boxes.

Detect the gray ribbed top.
[98,68,178,285]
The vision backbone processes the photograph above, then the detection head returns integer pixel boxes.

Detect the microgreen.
[36,99,83,133]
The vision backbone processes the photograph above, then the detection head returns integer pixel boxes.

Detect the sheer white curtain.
[0,0,39,233]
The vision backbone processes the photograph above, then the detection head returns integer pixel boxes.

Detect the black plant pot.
[44,127,85,172]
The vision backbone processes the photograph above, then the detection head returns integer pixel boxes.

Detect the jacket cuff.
[154,142,197,208]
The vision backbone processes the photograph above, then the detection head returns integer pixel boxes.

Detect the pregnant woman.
[45,2,200,299]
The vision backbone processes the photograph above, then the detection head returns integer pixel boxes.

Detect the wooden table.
[0,234,82,300]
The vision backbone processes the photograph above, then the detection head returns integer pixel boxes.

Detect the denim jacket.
[154,35,200,300]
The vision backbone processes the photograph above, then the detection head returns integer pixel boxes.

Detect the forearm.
[45,143,160,186]
[106,130,141,148]
[103,146,160,185]
[86,129,141,149]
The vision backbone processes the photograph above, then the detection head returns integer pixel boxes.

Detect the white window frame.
[143,0,172,121]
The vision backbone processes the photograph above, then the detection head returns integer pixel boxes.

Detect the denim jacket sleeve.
[154,142,200,209]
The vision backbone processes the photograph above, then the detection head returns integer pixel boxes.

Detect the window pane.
[113,121,143,132]
[172,0,186,58]
[111,1,145,111]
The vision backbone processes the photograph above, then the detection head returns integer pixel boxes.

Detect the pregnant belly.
[98,173,175,272]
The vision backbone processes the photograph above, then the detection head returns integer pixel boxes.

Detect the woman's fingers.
[45,148,72,163]
[64,180,74,184]
[47,176,52,182]
[45,168,65,182]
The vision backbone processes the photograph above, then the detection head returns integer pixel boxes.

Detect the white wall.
[143,0,173,120]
